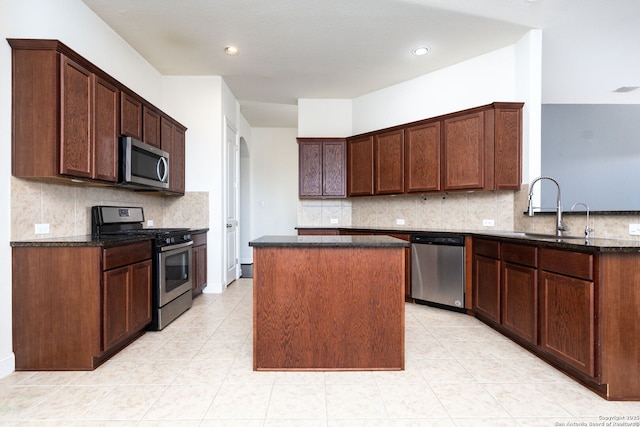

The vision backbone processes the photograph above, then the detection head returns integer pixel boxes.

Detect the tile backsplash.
[298,185,640,241]
[10,177,209,241]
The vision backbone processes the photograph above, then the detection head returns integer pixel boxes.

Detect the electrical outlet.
[629,224,640,235]
[147,219,154,227]
[330,218,339,224]
[396,219,405,225]
[35,223,50,234]
[482,219,495,227]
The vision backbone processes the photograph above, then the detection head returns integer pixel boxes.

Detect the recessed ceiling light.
[613,86,639,93]
[224,46,239,55]
[412,46,430,56]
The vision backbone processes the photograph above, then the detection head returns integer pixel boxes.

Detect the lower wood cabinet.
[12,240,152,370]
[473,238,501,324]
[538,248,596,377]
[191,231,208,296]
[501,242,538,346]
[102,257,152,351]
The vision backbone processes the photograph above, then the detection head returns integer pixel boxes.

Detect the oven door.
[157,241,193,306]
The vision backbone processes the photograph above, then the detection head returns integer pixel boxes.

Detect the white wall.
[298,99,353,137]
[250,128,299,240]
[351,45,519,134]
[162,76,225,292]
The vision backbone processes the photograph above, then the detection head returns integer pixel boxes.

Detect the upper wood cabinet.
[298,138,346,198]
[374,129,404,194]
[443,103,523,191]
[120,91,143,140]
[404,120,441,193]
[344,102,523,197]
[442,110,486,190]
[11,40,119,183]
[161,116,186,195]
[347,135,374,196]
[143,105,161,148]
[9,39,187,193]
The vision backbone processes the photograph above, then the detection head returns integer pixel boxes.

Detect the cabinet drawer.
[192,232,207,246]
[103,241,152,270]
[473,238,500,259]
[502,242,537,267]
[539,248,593,280]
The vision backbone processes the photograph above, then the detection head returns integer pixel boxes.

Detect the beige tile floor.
[1,277,639,426]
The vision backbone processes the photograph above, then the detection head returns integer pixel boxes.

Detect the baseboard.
[0,351,15,379]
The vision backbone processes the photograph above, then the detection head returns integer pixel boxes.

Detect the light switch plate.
[330,218,339,224]
[35,223,50,234]
[629,224,640,235]
[396,219,405,225]
[482,219,495,227]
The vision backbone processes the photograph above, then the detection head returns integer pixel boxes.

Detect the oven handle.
[159,240,193,252]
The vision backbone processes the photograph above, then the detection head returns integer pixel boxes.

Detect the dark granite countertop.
[10,228,209,248]
[10,234,153,248]
[296,226,640,252]
[249,235,410,248]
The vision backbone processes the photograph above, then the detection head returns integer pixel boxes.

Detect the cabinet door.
[347,135,374,196]
[193,244,208,295]
[298,140,323,197]
[129,260,152,332]
[374,129,404,194]
[60,56,92,178]
[103,266,129,351]
[405,121,441,193]
[474,254,500,324]
[443,111,485,190]
[143,105,161,147]
[502,262,537,345]
[120,91,142,139]
[494,105,522,190]
[160,117,186,195]
[93,76,119,182]
[322,140,346,197]
[539,270,596,377]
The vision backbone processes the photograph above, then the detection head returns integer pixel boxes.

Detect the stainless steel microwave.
[119,136,170,190]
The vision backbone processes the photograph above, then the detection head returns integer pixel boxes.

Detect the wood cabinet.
[12,240,152,370]
[161,116,187,195]
[62,59,119,182]
[442,110,485,190]
[442,103,522,191]
[343,102,523,198]
[347,135,375,196]
[374,129,404,194]
[10,40,119,183]
[473,238,501,324]
[102,249,152,351]
[191,231,208,297]
[9,38,187,192]
[404,120,441,193]
[298,138,346,198]
[539,248,596,377]
[120,90,143,140]
[501,242,538,345]
[143,105,162,147]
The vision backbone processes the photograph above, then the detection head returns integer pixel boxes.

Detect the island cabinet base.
[253,246,405,371]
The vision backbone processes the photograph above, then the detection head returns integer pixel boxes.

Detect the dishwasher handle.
[411,234,465,246]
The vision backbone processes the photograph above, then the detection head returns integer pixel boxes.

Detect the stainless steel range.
[92,206,193,330]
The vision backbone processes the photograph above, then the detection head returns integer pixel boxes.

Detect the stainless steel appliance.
[119,136,170,190]
[411,233,465,312]
[92,206,193,330]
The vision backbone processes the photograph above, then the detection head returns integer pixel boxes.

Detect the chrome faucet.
[527,176,568,237]
[571,202,594,240]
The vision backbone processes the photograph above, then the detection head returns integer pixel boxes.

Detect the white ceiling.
[81,0,640,127]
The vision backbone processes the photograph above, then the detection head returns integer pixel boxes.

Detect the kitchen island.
[249,235,408,371]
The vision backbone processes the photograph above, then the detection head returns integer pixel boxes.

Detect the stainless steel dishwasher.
[411,233,465,312]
